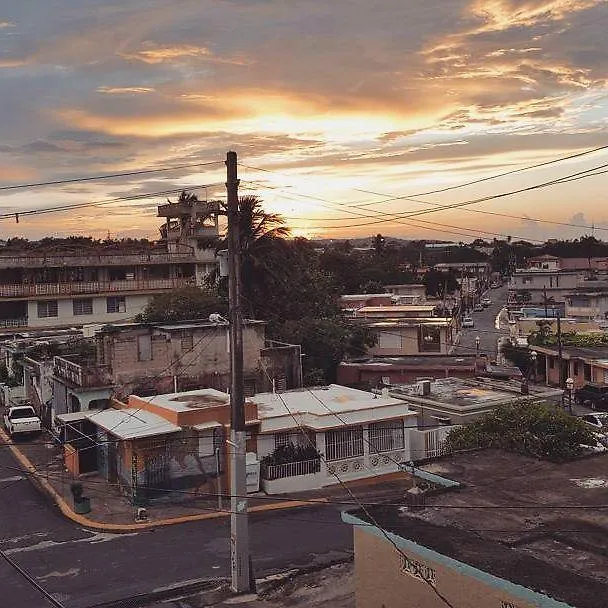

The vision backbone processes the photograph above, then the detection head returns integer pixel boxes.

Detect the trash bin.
[74,497,91,514]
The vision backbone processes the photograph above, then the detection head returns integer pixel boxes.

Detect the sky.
[1,0,608,243]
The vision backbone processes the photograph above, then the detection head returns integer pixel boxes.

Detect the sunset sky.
[1,0,608,242]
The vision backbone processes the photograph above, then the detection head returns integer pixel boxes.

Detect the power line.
[0,182,225,221]
[240,143,608,201]
[0,548,66,608]
[0,161,223,192]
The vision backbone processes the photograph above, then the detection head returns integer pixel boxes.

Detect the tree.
[423,269,458,297]
[445,401,596,462]
[500,342,533,375]
[274,317,377,384]
[135,287,226,323]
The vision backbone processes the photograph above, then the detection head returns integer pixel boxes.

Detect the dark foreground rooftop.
[348,450,608,608]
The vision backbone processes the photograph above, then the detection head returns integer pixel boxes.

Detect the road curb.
[0,426,328,532]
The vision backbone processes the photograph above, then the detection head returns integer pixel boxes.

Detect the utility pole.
[226,150,251,593]
[543,286,548,319]
[557,311,564,388]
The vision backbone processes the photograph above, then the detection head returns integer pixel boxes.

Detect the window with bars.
[274,431,316,450]
[37,300,58,318]
[180,333,193,351]
[73,298,93,316]
[274,432,290,449]
[325,426,364,461]
[106,296,126,313]
[368,420,404,453]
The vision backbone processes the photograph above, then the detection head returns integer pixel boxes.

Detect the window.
[584,364,592,381]
[274,432,290,449]
[106,296,126,314]
[73,298,93,316]
[369,421,404,453]
[573,362,579,376]
[326,426,364,461]
[137,334,152,361]
[37,300,58,318]
[418,326,441,353]
[180,334,193,351]
[549,358,555,369]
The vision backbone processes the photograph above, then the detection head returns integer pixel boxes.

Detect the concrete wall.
[26,294,150,328]
[370,326,452,356]
[352,526,555,608]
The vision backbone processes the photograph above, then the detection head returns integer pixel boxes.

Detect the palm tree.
[237,195,290,254]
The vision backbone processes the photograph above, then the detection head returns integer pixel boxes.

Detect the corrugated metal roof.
[86,408,181,440]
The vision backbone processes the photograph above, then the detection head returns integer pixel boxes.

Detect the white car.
[581,413,608,431]
[481,297,492,307]
[462,316,474,328]
[3,406,42,437]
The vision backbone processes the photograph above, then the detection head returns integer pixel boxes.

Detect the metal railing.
[260,458,321,481]
[0,318,27,328]
[54,356,111,387]
[0,277,195,298]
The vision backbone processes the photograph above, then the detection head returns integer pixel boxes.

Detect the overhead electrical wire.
[0,160,224,192]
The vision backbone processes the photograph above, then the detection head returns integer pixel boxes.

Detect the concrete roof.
[131,388,230,413]
[390,377,562,412]
[86,408,181,440]
[533,344,608,361]
[251,384,416,432]
[345,450,608,608]
[339,356,476,369]
[357,305,436,314]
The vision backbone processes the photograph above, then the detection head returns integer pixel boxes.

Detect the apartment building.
[0,198,219,331]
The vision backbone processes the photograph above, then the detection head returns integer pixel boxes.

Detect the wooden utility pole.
[557,312,564,388]
[226,150,251,592]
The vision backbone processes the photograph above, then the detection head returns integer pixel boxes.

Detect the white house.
[252,385,418,494]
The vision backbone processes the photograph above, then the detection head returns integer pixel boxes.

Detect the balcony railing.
[54,356,111,388]
[0,277,195,298]
[0,251,199,269]
[0,318,27,328]
[260,458,321,481]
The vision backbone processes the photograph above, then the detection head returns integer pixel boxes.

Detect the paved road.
[454,285,509,361]
[0,444,352,608]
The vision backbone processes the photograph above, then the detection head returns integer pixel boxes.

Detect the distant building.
[0,198,219,331]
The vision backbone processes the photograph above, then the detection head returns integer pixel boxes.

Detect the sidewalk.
[0,427,414,532]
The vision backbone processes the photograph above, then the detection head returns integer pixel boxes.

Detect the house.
[531,343,608,388]
[339,294,394,316]
[508,267,581,306]
[342,449,608,608]
[383,284,427,304]
[252,384,418,494]
[0,199,219,331]
[351,305,457,356]
[60,388,260,499]
[389,377,563,428]
[337,355,479,389]
[95,319,302,397]
[565,280,608,321]
[528,253,561,270]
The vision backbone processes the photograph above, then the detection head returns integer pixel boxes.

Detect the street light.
[530,350,537,383]
[475,336,481,372]
[565,377,574,415]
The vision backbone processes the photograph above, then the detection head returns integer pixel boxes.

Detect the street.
[0,444,352,608]
[453,285,509,361]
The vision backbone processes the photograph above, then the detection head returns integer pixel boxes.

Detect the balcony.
[0,318,27,328]
[0,277,196,298]
[54,356,112,388]
[0,250,199,269]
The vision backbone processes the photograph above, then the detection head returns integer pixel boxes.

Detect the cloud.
[119,42,252,66]
[97,86,155,95]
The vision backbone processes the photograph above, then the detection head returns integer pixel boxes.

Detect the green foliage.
[529,329,608,348]
[445,401,597,462]
[273,317,377,385]
[500,342,532,374]
[135,287,227,323]
[423,269,459,297]
[260,442,321,467]
[0,362,9,384]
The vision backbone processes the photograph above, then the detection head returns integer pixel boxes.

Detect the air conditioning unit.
[417,380,432,396]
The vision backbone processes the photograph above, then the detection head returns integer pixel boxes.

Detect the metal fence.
[261,458,321,481]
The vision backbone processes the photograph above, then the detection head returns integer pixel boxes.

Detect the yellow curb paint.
[0,427,327,532]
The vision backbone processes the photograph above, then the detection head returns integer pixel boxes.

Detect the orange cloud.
[119,42,253,66]
[97,86,155,95]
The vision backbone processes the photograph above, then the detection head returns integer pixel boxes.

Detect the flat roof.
[345,450,608,608]
[533,344,608,361]
[390,377,562,410]
[357,305,437,313]
[132,388,230,412]
[251,384,415,431]
[339,356,476,369]
[86,408,181,440]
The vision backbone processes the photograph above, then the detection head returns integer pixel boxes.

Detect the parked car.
[481,297,492,307]
[574,384,608,410]
[3,405,42,437]
[580,412,608,431]
[473,304,484,312]
[462,316,474,328]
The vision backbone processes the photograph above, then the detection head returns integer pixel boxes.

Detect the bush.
[445,400,597,462]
